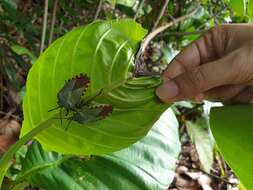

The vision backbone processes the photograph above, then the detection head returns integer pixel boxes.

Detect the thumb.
[156,51,241,102]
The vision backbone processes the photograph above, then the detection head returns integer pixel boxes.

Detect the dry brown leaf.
[0,118,21,138]
[0,135,17,154]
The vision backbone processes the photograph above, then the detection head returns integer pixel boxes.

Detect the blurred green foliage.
[0,1,252,188]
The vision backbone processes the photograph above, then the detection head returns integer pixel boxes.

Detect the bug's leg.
[48,106,60,112]
[53,117,70,119]
[65,118,73,131]
[85,89,104,104]
[94,89,103,99]
[65,109,69,116]
[60,108,63,127]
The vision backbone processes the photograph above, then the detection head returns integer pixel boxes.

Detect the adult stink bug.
[50,74,113,130]
[64,104,113,130]
[57,74,90,110]
[73,104,113,124]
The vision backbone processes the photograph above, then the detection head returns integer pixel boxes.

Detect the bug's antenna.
[52,117,72,120]
[65,109,70,116]
[60,108,63,126]
[52,115,73,131]
[65,119,72,131]
[83,89,103,105]
[48,106,60,112]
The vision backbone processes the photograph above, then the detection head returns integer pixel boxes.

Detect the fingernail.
[156,81,179,101]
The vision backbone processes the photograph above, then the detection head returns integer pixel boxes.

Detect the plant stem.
[140,9,198,53]
[158,30,206,37]
[94,0,103,21]
[178,163,237,186]
[0,118,55,189]
[48,0,58,45]
[134,9,198,74]
[151,0,170,31]
[40,0,49,54]
[133,0,145,20]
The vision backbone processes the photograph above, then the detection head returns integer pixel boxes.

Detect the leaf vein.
[90,27,112,93]
[108,40,128,84]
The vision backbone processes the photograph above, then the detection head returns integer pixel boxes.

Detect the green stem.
[9,155,72,190]
[0,118,55,189]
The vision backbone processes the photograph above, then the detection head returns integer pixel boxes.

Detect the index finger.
[162,26,226,80]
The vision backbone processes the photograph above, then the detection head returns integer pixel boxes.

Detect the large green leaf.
[210,105,253,189]
[229,0,246,16]
[18,109,180,190]
[186,116,215,173]
[247,0,253,20]
[21,19,168,155]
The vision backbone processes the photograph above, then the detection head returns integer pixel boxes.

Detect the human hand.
[156,24,253,104]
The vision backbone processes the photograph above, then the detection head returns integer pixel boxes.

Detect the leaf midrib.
[15,155,72,185]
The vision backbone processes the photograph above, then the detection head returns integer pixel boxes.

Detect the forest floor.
[168,122,239,190]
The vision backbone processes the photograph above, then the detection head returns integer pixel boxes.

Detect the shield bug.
[49,74,89,125]
[49,74,90,112]
[73,104,113,124]
[50,74,113,130]
[64,104,113,130]
[57,74,90,110]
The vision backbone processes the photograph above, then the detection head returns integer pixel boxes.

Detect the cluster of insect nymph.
[49,74,113,130]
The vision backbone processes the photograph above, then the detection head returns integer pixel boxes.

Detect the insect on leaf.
[57,74,90,109]
[74,105,113,124]
[21,20,168,155]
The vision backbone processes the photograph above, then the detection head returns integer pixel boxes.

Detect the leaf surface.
[21,19,168,155]
[186,116,214,173]
[229,0,246,16]
[19,109,180,190]
[247,0,253,20]
[210,105,253,189]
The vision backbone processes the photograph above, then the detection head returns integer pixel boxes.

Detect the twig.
[57,19,64,38]
[217,149,229,177]
[133,0,145,20]
[48,0,58,45]
[0,111,20,121]
[167,12,175,22]
[151,0,170,31]
[94,0,103,21]
[140,9,197,53]
[158,30,207,38]
[134,9,198,76]
[40,0,49,54]
[177,163,237,186]
[199,167,236,186]
[0,56,3,111]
